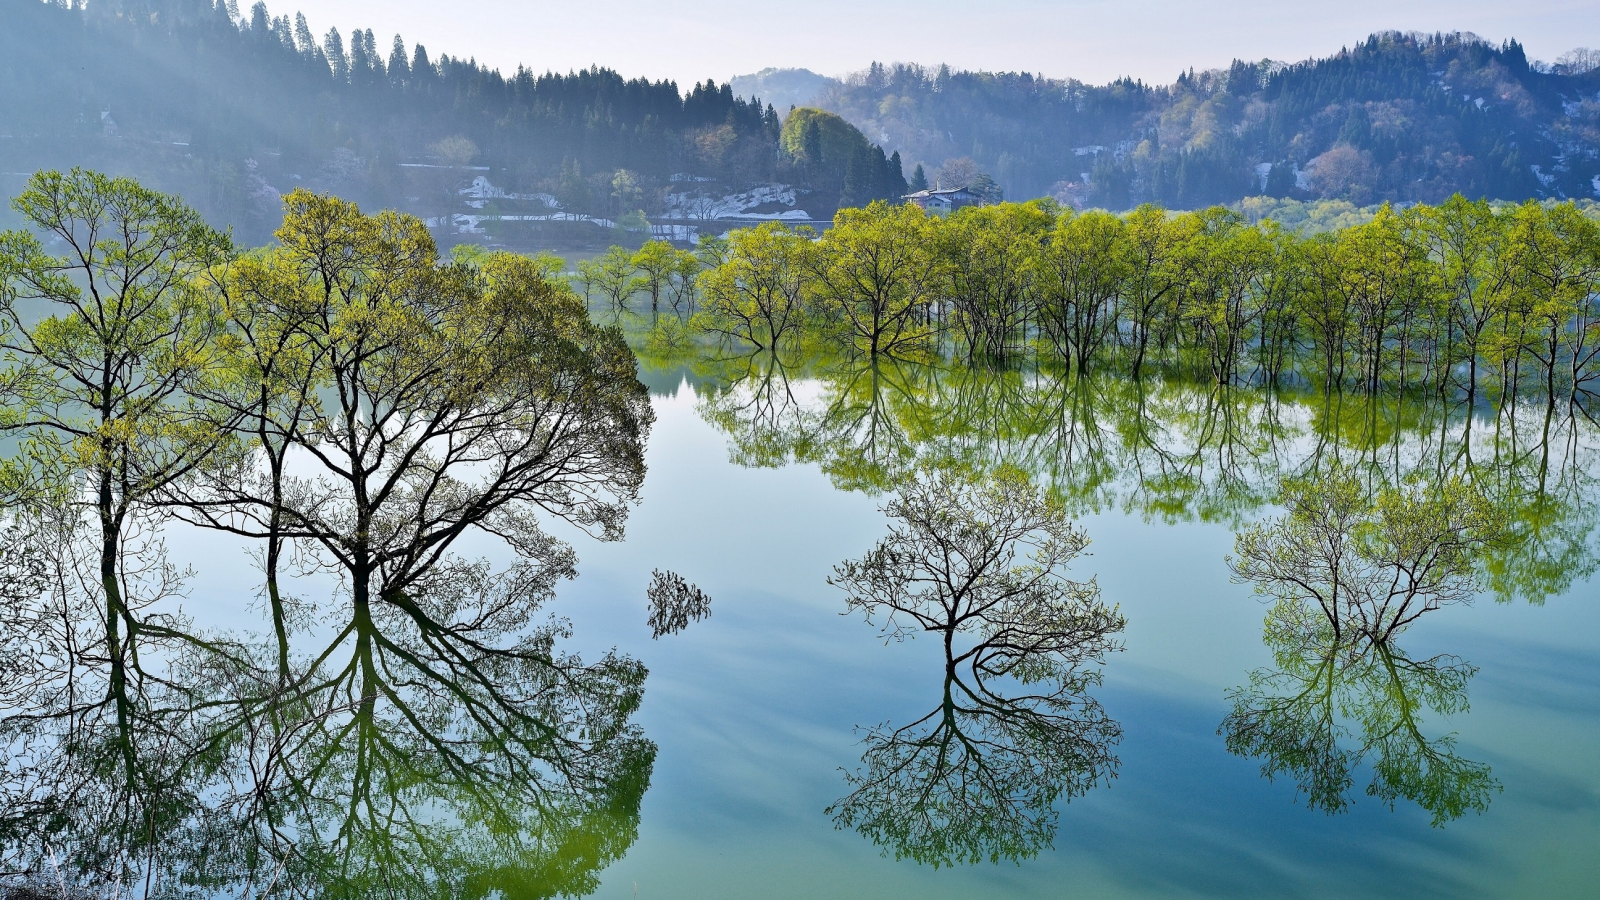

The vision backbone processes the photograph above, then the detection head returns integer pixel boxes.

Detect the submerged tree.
[173,190,657,896]
[0,176,663,899]
[940,203,1046,363]
[577,246,641,318]
[809,201,943,358]
[1220,601,1497,827]
[1223,466,1507,826]
[1034,209,1131,374]
[695,223,814,351]
[631,240,678,316]
[828,465,1124,864]
[1230,467,1508,643]
[0,170,249,889]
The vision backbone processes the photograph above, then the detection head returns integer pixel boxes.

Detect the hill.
[728,68,835,114]
[816,34,1600,208]
[0,0,904,244]
[4,5,1598,242]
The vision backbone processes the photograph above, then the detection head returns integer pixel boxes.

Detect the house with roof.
[902,187,982,214]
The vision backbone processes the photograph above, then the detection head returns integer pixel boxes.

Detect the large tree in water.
[183,190,656,897]
[0,169,243,888]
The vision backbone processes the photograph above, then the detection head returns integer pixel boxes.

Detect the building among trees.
[904,187,983,214]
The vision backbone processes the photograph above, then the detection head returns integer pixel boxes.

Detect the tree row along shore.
[637,196,1600,408]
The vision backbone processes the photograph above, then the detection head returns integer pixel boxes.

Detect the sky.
[285,0,1600,87]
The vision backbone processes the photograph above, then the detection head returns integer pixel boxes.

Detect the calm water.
[175,354,1599,899]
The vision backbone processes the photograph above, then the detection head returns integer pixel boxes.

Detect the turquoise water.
[138,354,1600,898]
[530,359,1600,900]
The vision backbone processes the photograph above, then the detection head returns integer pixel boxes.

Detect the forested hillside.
[818,34,1600,208]
[4,1,1599,241]
[0,0,905,242]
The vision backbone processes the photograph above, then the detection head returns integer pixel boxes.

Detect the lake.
[15,347,1600,900]
[523,353,1600,899]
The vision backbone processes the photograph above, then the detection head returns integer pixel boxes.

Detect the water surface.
[500,356,1600,900]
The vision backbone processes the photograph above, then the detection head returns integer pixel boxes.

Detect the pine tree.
[886,151,908,198]
[388,35,409,87]
[323,28,347,82]
[802,119,823,168]
[841,144,870,207]
[908,163,928,193]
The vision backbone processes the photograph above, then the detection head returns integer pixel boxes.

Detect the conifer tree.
[908,163,928,193]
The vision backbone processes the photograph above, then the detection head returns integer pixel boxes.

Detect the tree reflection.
[696,351,812,471]
[700,353,934,493]
[0,186,657,899]
[828,466,1123,866]
[700,356,1600,604]
[1221,609,1496,827]
[227,558,653,900]
[1222,468,1506,826]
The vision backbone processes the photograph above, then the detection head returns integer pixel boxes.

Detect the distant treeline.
[818,33,1600,207]
[9,2,1600,246]
[0,0,904,240]
[688,197,1600,404]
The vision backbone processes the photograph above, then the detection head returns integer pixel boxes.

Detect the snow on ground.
[662,183,813,221]
[426,212,699,243]
[1254,162,1272,192]
[426,176,817,241]
[426,212,615,234]
[460,176,558,208]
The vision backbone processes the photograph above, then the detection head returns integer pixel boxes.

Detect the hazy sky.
[288,0,1600,87]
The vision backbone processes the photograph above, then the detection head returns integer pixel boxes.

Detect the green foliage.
[0,172,659,897]
[454,242,566,280]
[1234,197,1380,233]
[1223,465,1509,827]
[696,353,1598,604]
[780,108,871,169]
[1231,467,1509,642]
[1035,208,1133,371]
[696,194,1600,400]
[779,107,906,209]
[630,239,677,313]
[695,223,815,350]
[0,168,244,893]
[1221,627,1498,827]
[809,201,945,357]
[643,314,694,355]
[578,246,643,315]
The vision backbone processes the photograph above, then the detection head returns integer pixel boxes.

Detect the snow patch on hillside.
[663,184,812,221]
[459,176,557,208]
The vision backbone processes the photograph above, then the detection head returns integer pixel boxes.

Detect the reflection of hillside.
[698,355,1600,603]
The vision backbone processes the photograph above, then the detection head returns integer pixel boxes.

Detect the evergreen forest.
[818,35,1600,206]
[4,1,1599,245]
